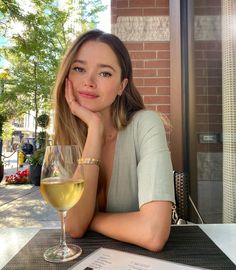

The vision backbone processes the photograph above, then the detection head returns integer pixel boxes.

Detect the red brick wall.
[194,1,222,152]
[194,0,221,15]
[111,0,169,23]
[111,0,170,117]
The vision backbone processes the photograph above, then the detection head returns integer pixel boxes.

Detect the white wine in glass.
[40,145,84,263]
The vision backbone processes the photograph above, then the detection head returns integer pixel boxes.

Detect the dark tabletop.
[3,226,236,270]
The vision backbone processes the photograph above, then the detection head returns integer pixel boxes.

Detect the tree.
[0,0,106,148]
[0,113,7,157]
[2,122,14,141]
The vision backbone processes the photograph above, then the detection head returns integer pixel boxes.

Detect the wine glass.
[40,145,85,263]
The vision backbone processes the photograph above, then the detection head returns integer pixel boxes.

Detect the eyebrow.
[72,59,116,72]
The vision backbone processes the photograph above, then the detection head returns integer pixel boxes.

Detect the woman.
[53,29,175,251]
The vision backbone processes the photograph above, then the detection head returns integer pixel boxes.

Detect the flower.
[5,169,30,184]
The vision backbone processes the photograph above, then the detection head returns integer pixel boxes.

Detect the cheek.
[68,73,76,83]
[103,88,120,104]
[68,74,80,90]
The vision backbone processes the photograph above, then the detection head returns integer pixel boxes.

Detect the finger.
[65,78,75,106]
[65,78,69,101]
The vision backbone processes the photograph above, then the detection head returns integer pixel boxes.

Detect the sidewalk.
[0,152,59,228]
[0,184,59,228]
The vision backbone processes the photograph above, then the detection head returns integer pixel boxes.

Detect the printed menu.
[68,247,206,270]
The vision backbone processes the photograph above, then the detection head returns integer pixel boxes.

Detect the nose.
[82,73,96,88]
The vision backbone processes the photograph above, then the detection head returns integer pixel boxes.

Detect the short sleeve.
[135,111,175,207]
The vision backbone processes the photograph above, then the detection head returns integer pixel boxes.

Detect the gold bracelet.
[78,157,100,167]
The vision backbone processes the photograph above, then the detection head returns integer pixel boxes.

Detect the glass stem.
[59,211,68,249]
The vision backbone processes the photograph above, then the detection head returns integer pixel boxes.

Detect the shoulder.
[131,110,164,130]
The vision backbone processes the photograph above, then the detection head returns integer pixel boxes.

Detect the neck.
[100,111,117,143]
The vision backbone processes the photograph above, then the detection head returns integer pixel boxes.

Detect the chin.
[81,105,100,113]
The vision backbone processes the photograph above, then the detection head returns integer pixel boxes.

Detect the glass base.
[43,244,82,263]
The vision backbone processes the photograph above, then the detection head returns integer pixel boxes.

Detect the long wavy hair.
[53,30,146,210]
[53,29,145,152]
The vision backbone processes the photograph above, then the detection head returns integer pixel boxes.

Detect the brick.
[145,60,170,68]
[156,0,169,7]
[130,51,157,60]
[207,105,222,113]
[144,77,170,86]
[204,51,222,59]
[111,0,117,7]
[125,42,143,51]
[157,51,170,59]
[205,42,222,50]
[133,78,144,86]
[132,60,144,68]
[194,7,221,15]
[195,77,207,86]
[157,105,170,113]
[197,114,222,123]
[195,60,207,68]
[157,87,170,95]
[130,0,155,7]
[144,42,169,50]
[196,95,218,104]
[196,87,207,95]
[196,105,207,113]
[117,0,128,8]
[195,51,203,59]
[194,0,221,7]
[116,8,142,16]
[138,87,156,95]
[195,41,221,51]
[196,144,222,152]
[145,105,157,111]
[207,77,222,86]
[133,68,157,77]
[195,69,205,76]
[207,69,222,77]
[157,69,170,77]
[144,95,170,104]
[207,87,222,95]
[206,60,222,68]
[197,123,222,132]
[143,8,168,16]
[111,15,118,24]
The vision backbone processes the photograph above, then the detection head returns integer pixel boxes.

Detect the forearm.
[66,126,103,237]
[90,202,172,251]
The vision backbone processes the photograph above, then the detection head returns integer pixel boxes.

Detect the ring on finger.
[69,99,75,105]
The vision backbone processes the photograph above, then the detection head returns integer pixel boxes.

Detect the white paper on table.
[68,247,207,270]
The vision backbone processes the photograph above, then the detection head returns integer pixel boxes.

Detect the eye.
[99,71,112,77]
[72,66,85,73]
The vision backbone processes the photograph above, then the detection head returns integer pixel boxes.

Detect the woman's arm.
[90,201,172,252]
[65,79,103,237]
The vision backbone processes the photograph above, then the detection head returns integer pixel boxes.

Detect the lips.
[79,91,98,99]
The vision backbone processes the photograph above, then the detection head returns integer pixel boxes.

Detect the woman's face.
[68,40,127,114]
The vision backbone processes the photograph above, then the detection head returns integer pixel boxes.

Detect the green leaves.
[0,0,106,132]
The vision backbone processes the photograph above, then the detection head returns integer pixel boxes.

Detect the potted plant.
[27,149,45,186]
[0,159,4,182]
[5,169,30,185]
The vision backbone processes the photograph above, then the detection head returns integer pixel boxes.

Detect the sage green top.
[106,110,175,212]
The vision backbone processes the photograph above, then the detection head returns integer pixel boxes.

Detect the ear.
[118,78,128,96]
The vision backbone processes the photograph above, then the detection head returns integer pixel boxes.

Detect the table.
[0,224,236,270]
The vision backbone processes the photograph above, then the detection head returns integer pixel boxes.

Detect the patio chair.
[172,171,205,224]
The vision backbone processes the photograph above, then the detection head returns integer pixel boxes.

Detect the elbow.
[141,227,170,252]
[67,228,85,239]
[66,224,87,239]
[144,237,166,252]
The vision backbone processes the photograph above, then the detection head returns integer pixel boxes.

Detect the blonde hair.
[53,29,144,153]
